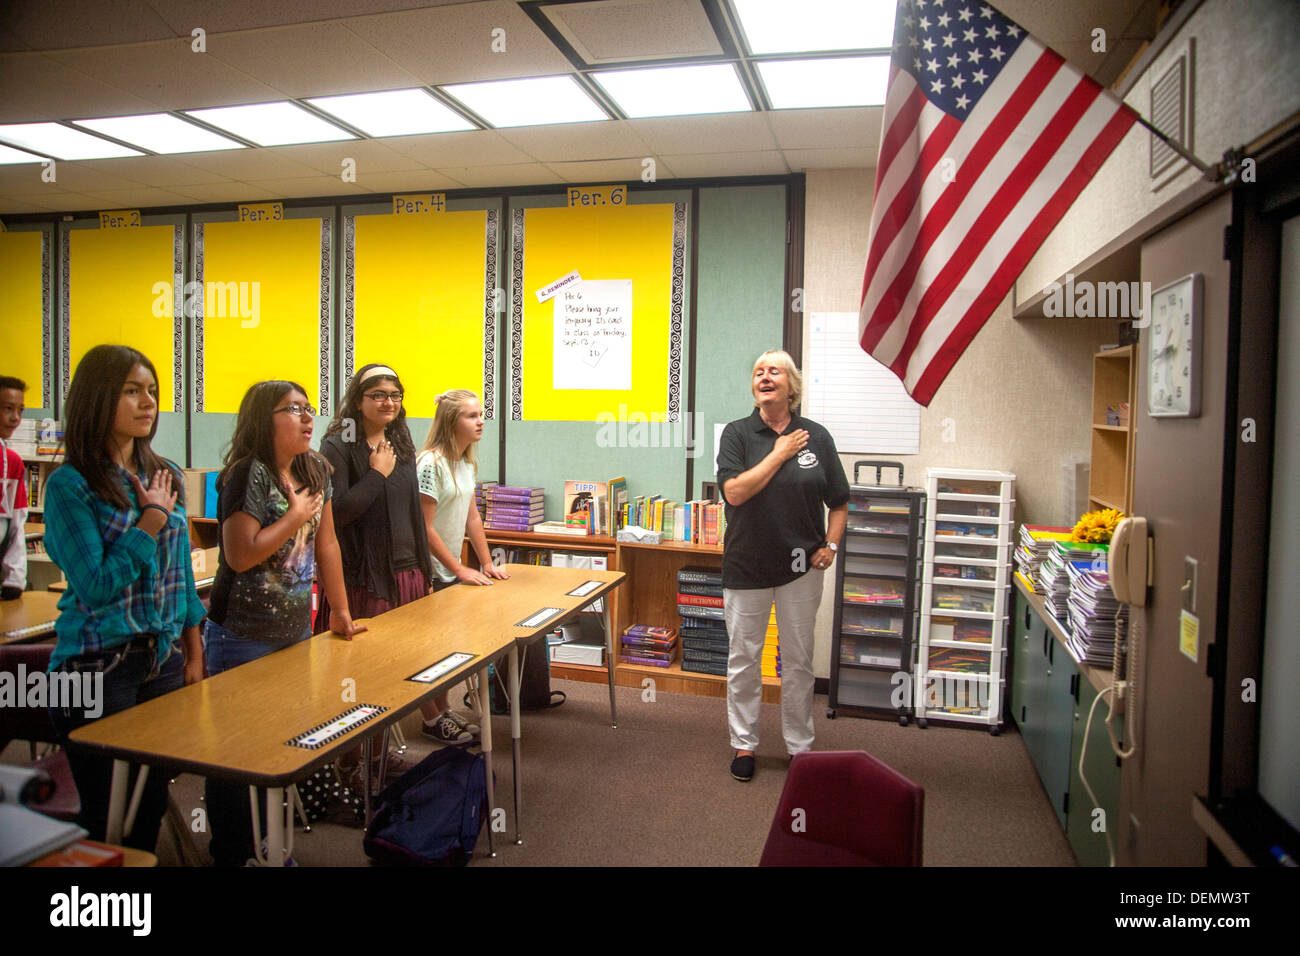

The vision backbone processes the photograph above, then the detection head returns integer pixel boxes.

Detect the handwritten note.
[553,279,632,390]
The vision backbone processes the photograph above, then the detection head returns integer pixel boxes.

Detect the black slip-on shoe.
[730,753,755,782]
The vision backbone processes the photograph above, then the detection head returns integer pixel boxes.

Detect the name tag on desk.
[407,652,476,683]
[287,704,387,750]
[566,580,603,597]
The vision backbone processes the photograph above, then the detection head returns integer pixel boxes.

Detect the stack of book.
[623,496,727,545]
[474,481,496,522]
[619,625,678,668]
[481,485,544,532]
[1014,524,1073,587]
[677,565,728,676]
[1064,562,1125,667]
[1038,541,1108,620]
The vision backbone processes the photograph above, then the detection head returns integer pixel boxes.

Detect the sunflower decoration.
[1071,508,1124,543]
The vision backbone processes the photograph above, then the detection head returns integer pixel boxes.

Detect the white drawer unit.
[916,468,1016,732]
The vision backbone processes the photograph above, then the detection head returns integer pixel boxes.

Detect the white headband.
[358,365,398,386]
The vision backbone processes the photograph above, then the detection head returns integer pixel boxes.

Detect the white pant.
[724,570,823,755]
[0,511,27,591]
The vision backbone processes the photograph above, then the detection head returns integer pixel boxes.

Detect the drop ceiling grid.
[544,0,724,64]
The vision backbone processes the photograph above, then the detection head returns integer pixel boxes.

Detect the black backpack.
[362,747,488,866]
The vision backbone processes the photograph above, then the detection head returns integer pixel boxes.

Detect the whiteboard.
[552,279,632,390]
[805,311,920,455]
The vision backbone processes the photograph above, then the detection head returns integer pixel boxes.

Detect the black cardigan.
[319,430,434,604]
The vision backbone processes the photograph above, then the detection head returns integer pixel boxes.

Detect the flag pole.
[1127,109,1219,179]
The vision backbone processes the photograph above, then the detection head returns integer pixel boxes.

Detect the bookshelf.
[480,532,779,701]
[1089,346,1137,514]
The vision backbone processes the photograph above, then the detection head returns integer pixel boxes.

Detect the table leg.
[122,764,150,837]
[105,759,129,843]
[361,736,373,826]
[265,786,286,867]
[602,599,618,728]
[473,667,496,858]
[508,644,522,845]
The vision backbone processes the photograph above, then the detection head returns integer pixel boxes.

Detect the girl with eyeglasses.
[318,363,446,777]
[42,345,206,850]
[203,379,362,865]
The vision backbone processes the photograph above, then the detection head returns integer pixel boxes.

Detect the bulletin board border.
[59,229,69,401]
[340,210,496,417]
[483,208,498,420]
[169,224,184,412]
[39,231,51,408]
[508,202,685,422]
[193,222,206,413]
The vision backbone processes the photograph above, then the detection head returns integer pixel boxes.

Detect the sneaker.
[422,711,474,745]
[730,753,755,782]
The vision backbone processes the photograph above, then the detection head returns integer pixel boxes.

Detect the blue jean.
[202,619,308,865]
[49,637,185,850]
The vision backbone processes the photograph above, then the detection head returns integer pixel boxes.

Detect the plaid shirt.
[43,462,205,671]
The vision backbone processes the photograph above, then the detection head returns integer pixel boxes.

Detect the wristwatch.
[824,541,838,553]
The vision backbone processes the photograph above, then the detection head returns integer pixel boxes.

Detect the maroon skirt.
[315,567,428,633]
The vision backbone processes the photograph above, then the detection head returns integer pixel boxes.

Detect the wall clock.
[1147,273,1202,418]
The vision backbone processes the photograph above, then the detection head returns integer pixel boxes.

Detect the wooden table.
[69,564,624,865]
[0,589,62,644]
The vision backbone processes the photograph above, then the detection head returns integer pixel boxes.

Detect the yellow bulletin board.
[0,230,50,406]
[65,225,183,411]
[512,202,685,421]
[346,209,497,418]
[196,218,331,414]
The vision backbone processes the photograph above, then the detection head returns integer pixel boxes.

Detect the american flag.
[859,0,1137,405]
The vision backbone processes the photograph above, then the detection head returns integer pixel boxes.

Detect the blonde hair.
[419,389,480,497]
[752,349,802,410]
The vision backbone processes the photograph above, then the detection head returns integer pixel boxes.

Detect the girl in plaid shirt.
[43,345,206,850]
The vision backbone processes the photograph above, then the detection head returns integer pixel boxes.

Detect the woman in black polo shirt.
[715,350,849,782]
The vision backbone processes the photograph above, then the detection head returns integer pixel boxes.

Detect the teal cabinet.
[1011,589,1121,864]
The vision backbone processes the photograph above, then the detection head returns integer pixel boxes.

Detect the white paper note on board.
[553,279,632,390]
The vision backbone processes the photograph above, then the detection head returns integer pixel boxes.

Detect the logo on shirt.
[797,449,819,469]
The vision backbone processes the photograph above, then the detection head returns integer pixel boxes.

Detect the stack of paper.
[1064,562,1126,667]
[1015,524,1073,587]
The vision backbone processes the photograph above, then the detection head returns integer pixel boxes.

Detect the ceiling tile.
[540,159,650,183]
[660,150,788,177]
[168,182,267,204]
[47,40,281,111]
[496,121,652,163]
[0,198,56,214]
[349,169,464,194]
[12,190,101,212]
[0,162,140,195]
[241,176,369,199]
[433,163,559,188]
[0,52,159,123]
[178,150,322,180]
[543,0,722,64]
[782,148,875,171]
[627,113,777,155]
[144,0,466,37]
[272,140,426,176]
[2,1,177,51]
[207,22,423,98]
[81,186,197,208]
[766,108,880,151]
[344,1,573,86]
[382,130,534,167]
[77,156,233,187]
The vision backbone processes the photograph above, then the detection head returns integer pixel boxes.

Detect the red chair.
[759,750,924,866]
[0,642,80,822]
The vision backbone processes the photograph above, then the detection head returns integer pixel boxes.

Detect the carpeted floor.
[6,677,1075,866]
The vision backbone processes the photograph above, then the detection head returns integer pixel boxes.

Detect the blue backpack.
[362,747,488,866]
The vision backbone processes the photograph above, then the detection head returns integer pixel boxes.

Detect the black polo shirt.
[716,407,850,590]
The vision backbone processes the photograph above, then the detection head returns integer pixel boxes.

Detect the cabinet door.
[1010,594,1033,728]
[1042,639,1077,829]
[1020,610,1050,778]
[1067,676,1123,866]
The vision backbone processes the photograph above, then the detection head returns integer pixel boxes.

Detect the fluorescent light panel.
[758,57,890,108]
[593,64,751,118]
[0,142,47,164]
[184,102,354,147]
[732,0,895,54]
[442,76,607,128]
[73,113,244,155]
[306,89,475,137]
[0,122,142,159]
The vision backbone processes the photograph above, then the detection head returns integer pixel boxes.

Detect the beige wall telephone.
[1106,516,1150,757]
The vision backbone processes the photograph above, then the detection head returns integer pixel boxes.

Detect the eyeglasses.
[363,390,403,405]
[273,403,316,418]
